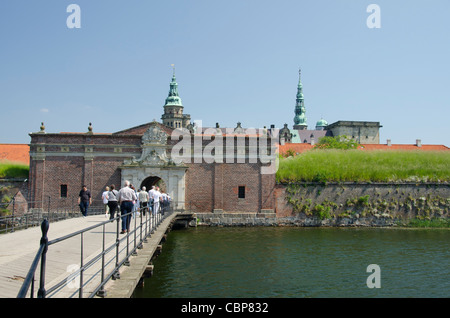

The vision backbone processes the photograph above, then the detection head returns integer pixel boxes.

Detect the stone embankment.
[196,182,449,227]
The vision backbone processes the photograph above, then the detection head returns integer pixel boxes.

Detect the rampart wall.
[196,183,449,227]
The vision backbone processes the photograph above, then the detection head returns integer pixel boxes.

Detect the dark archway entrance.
[140,176,166,192]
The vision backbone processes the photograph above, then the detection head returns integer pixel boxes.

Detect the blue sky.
[1,0,449,146]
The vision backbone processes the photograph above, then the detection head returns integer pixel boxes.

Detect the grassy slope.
[0,162,29,179]
[276,150,450,183]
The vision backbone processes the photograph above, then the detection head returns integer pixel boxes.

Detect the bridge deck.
[0,212,184,298]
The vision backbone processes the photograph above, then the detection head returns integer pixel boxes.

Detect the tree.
[314,136,359,150]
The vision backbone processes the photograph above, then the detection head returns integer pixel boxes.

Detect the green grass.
[276,150,450,183]
[403,218,450,228]
[0,162,29,179]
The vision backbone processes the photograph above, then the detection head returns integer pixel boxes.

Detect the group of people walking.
[80,181,171,234]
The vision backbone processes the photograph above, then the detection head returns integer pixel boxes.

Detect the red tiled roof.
[358,144,450,151]
[0,144,30,165]
[279,143,449,155]
[279,143,314,155]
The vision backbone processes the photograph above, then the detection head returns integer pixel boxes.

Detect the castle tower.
[293,69,308,130]
[315,118,328,130]
[161,66,191,128]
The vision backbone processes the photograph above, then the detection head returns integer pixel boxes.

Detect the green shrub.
[312,204,331,220]
[405,218,450,228]
[314,136,359,150]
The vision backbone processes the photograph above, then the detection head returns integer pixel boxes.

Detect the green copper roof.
[293,69,307,126]
[316,118,328,127]
[294,113,307,125]
[164,69,183,106]
[290,129,301,143]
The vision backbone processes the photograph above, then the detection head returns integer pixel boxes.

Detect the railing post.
[79,232,84,298]
[124,212,131,266]
[96,223,107,297]
[11,198,15,233]
[113,214,120,280]
[138,209,143,249]
[37,219,49,298]
[143,209,148,243]
[132,210,138,256]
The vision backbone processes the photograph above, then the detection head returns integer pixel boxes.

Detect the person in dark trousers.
[78,185,91,217]
[107,184,119,220]
[118,180,137,234]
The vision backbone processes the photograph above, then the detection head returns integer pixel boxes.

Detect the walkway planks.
[103,214,177,298]
[0,213,179,298]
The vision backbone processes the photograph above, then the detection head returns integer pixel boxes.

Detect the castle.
[279,69,382,146]
[28,70,280,213]
[27,69,419,214]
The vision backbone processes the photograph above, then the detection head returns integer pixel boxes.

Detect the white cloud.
[40,108,49,113]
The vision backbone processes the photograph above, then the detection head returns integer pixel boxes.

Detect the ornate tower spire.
[165,64,182,106]
[161,65,191,129]
[293,68,308,130]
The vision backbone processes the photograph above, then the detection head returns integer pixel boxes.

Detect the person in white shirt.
[161,192,168,214]
[153,186,162,215]
[148,186,156,214]
[107,184,119,220]
[118,180,137,234]
[101,186,110,216]
[166,193,171,210]
[139,186,149,216]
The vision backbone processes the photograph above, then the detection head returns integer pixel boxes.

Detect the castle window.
[60,184,68,198]
[238,186,246,199]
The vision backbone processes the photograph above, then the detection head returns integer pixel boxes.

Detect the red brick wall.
[28,129,277,214]
[35,156,124,210]
[185,162,275,213]
[42,156,84,209]
[185,163,214,212]
[28,133,141,210]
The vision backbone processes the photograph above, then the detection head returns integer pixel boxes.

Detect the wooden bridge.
[0,210,195,298]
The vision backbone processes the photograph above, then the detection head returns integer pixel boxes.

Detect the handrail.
[16,219,49,298]
[0,199,109,234]
[17,199,182,298]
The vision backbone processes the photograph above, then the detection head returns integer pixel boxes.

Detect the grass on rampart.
[276,150,450,183]
[0,161,29,179]
[402,218,450,228]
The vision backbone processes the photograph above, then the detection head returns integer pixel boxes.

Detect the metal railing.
[1,198,114,234]
[17,200,182,298]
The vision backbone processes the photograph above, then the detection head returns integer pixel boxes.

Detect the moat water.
[133,227,449,298]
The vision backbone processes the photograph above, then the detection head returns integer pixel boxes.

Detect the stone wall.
[0,179,29,216]
[195,183,449,227]
[327,121,381,144]
[196,212,277,226]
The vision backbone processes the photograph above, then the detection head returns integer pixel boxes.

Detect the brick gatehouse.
[28,72,278,213]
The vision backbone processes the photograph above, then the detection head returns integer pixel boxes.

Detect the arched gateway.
[120,122,187,210]
[140,176,164,192]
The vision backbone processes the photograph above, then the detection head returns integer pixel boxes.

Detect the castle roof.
[113,121,174,136]
[279,142,449,156]
[0,144,30,165]
[164,67,183,107]
[290,129,331,143]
